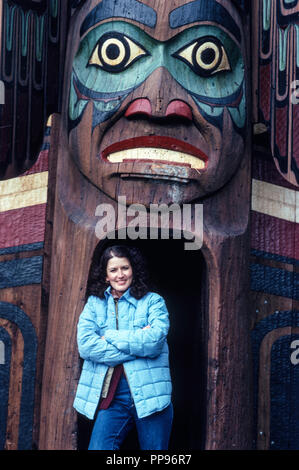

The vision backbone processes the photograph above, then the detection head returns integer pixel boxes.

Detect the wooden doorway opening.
[77,237,207,450]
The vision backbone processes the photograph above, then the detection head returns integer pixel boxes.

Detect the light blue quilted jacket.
[73,287,172,420]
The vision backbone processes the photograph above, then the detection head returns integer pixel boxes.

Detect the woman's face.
[106,256,133,296]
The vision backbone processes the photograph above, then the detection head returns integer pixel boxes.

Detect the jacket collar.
[104,286,138,307]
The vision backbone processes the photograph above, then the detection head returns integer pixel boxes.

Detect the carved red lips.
[101,136,209,170]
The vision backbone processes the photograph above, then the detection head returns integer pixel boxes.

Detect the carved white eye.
[88,32,148,73]
[173,37,231,77]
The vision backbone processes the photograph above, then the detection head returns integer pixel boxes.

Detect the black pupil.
[201,48,216,65]
[106,43,121,60]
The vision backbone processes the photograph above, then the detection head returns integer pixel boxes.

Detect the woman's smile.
[106,256,133,297]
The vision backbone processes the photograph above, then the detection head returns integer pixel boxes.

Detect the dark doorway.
[77,237,207,450]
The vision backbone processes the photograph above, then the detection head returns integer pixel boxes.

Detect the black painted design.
[0,242,44,256]
[251,249,299,267]
[169,0,241,43]
[270,334,299,449]
[251,311,299,449]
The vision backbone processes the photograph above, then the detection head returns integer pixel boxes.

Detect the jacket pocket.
[95,313,108,330]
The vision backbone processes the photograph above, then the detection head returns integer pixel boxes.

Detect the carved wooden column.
[0,0,70,450]
[39,0,253,450]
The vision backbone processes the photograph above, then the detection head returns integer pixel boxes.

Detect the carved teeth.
[106,148,205,170]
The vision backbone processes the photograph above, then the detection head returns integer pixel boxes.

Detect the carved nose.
[165,100,193,121]
[125,98,192,121]
[125,98,152,118]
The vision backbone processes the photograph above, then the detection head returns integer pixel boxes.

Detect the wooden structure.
[0,0,298,451]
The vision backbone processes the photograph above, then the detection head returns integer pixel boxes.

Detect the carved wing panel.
[0,0,70,180]
[253,0,299,187]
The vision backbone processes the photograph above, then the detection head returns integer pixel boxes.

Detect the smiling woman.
[73,245,173,450]
[105,256,133,296]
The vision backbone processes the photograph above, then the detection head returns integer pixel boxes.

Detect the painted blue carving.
[0,328,11,450]
[0,256,43,289]
[0,303,38,450]
[251,249,299,267]
[80,0,157,37]
[169,0,241,43]
[0,242,44,256]
[69,70,136,131]
[250,263,299,300]
[252,311,299,449]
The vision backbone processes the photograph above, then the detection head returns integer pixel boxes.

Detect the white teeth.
[106,147,205,170]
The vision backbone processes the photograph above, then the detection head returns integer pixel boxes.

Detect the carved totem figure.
[35,0,253,450]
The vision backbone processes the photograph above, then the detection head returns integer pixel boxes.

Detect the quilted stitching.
[73,289,172,420]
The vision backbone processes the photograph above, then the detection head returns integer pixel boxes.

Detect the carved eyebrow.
[169,0,241,43]
[80,0,157,37]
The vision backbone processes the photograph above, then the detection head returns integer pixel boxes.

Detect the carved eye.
[88,32,148,73]
[173,37,231,77]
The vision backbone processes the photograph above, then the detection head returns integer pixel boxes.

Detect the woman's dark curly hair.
[87,245,150,300]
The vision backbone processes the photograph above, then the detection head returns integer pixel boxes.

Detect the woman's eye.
[173,37,231,77]
[88,32,148,73]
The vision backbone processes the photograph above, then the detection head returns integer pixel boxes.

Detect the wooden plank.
[0,173,48,213]
[0,205,46,251]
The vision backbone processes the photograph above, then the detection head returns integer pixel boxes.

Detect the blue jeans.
[88,374,173,450]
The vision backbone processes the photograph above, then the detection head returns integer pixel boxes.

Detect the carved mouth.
[101,136,208,171]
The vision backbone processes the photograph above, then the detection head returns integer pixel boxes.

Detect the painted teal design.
[263,0,272,31]
[69,21,245,131]
[4,0,59,61]
[278,26,290,72]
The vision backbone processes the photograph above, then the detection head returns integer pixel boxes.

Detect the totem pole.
[250,0,299,450]
[37,0,252,450]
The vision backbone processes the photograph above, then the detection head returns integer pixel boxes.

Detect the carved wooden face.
[68,0,247,205]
